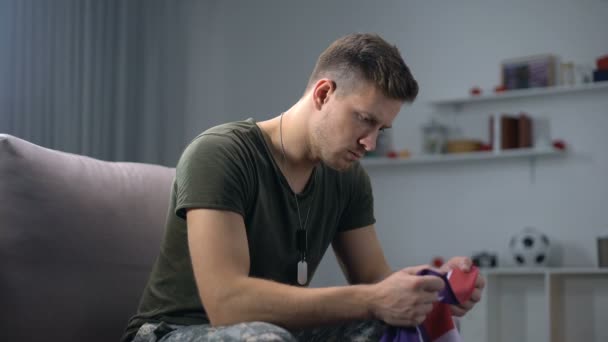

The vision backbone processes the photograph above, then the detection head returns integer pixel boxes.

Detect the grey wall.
[182,0,608,286]
[0,0,192,166]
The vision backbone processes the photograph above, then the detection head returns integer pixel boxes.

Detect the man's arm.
[187,209,444,329]
[332,226,485,317]
[331,225,392,284]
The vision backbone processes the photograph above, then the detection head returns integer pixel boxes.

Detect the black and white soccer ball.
[509,227,551,267]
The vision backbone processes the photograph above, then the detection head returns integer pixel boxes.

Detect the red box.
[598,55,608,70]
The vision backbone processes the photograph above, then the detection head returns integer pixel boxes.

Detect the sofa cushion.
[0,134,176,342]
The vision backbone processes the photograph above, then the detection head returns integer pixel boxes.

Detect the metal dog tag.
[297,261,308,285]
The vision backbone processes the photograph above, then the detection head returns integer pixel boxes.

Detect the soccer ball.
[509,227,551,267]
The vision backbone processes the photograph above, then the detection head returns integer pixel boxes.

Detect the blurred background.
[1,1,608,340]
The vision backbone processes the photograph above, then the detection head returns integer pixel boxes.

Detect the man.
[123,33,484,342]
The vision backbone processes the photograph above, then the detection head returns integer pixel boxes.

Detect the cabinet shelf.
[360,147,563,167]
[431,81,608,106]
[481,267,608,276]
[461,267,608,342]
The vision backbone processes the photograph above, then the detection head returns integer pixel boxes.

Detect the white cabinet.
[460,268,608,342]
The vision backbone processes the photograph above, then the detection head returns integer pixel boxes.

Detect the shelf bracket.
[529,156,537,184]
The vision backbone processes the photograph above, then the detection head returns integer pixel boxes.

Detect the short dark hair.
[306,33,418,102]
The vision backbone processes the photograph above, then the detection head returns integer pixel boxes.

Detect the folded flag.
[380,266,479,342]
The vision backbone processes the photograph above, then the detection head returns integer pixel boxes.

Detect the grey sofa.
[0,134,175,342]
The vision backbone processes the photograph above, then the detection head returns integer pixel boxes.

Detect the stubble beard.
[313,114,351,172]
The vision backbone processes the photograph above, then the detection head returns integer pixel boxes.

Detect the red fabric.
[422,302,454,340]
[449,267,479,304]
[422,267,479,340]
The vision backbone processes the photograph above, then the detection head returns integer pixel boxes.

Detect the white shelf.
[481,267,608,276]
[431,81,608,106]
[360,147,563,167]
[461,267,608,342]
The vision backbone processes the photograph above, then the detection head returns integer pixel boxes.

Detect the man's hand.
[369,265,445,327]
[440,257,485,317]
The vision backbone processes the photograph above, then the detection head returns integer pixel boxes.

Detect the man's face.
[311,81,403,171]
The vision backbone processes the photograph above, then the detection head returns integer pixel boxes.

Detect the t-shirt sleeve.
[337,162,376,232]
[174,133,252,219]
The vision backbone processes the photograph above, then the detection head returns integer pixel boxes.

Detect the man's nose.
[358,130,379,152]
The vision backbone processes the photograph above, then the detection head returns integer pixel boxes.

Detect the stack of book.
[489,113,534,151]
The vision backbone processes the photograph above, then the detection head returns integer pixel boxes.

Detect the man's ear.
[312,79,335,110]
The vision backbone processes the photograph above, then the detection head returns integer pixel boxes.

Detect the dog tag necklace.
[279,112,311,286]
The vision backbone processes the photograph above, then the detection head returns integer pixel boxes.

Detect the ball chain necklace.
[279,112,311,286]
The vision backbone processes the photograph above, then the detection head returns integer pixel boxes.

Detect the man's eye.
[359,114,372,124]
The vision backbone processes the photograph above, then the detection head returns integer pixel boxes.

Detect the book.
[501,54,558,90]
[518,113,532,148]
[489,114,533,150]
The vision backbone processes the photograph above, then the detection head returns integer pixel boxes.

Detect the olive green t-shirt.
[123,119,375,341]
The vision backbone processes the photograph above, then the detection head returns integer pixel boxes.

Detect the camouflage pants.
[133,320,387,342]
